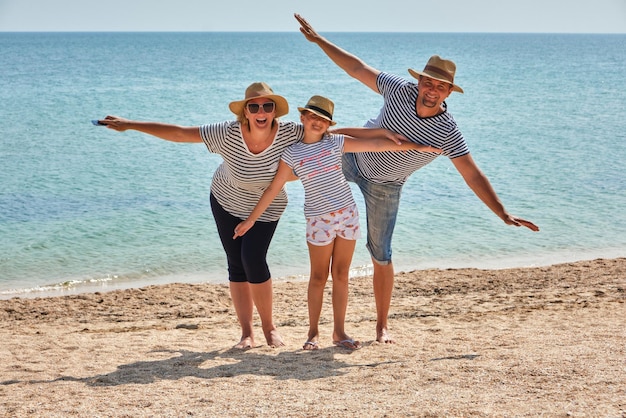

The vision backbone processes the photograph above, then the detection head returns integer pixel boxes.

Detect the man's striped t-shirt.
[352,72,470,184]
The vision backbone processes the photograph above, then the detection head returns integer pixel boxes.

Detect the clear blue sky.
[0,0,624,33]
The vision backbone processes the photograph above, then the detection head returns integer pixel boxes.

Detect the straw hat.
[408,55,464,94]
[228,82,289,117]
[297,95,337,125]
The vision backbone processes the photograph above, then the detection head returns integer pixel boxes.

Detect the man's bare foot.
[234,336,254,350]
[376,329,396,344]
[265,329,285,348]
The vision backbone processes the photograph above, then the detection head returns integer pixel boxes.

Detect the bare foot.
[265,329,285,348]
[234,336,254,350]
[376,329,396,344]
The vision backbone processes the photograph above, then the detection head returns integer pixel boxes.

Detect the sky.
[0,0,624,33]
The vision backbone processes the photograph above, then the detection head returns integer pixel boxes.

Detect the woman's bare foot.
[376,328,396,344]
[265,329,285,348]
[234,336,254,349]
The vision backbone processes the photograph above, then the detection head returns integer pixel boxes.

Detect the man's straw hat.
[408,55,464,93]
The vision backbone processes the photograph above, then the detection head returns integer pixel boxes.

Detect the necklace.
[245,127,275,153]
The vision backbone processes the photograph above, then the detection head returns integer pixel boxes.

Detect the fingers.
[294,13,306,26]
[295,13,315,37]
[233,224,249,239]
[508,216,540,232]
[519,219,540,232]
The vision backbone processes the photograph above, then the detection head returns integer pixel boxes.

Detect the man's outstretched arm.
[452,154,540,231]
[295,13,381,93]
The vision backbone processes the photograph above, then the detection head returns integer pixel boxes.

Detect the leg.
[363,185,400,343]
[249,279,284,348]
[306,241,332,347]
[343,160,402,343]
[240,217,284,347]
[229,282,255,349]
[211,194,257,348]
[329,236,359,346]
[373,261,395,343]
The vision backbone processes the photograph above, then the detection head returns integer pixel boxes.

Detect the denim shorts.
[342,153,402,265]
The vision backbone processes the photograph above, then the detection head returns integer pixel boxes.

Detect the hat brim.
[229,94,290,118]
[408,68,464,94]
[298,107,337,125]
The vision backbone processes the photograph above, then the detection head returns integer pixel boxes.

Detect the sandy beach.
[1,257,624,417]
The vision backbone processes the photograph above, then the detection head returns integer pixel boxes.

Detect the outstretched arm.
[97,115,202,143]
[333,127,441,153]
[331,127,407,143]
[233,160,296,238]
[452,154,539,231]
[295,13,381,93]
[343,132,442,154]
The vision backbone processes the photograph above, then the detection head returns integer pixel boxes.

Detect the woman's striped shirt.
[199,120,304,222]
[353,72,470,184]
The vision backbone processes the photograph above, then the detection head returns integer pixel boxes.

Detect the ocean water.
[1,32,625,298]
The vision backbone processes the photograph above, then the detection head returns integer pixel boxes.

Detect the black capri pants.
[210,193,278,284]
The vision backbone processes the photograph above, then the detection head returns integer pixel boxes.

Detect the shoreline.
[2,250,624,300]
[1,257,624,416]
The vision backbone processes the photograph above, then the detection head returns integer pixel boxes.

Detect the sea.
[1,32,625,299]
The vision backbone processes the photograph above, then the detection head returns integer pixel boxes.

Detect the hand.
[423,145,443,154]
[382,130,410,145]
[503,214,540,231]
[98,115,133,132]
[295,14,321,43]
[233,220,254,239]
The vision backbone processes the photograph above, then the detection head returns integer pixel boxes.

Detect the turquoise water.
[1,32,625,298]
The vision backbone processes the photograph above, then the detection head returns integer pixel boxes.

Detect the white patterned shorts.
[305,204,361,246]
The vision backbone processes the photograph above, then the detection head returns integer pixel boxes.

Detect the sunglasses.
[247,102,275,113]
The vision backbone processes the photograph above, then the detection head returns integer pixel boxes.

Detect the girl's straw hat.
[297,95,337,125]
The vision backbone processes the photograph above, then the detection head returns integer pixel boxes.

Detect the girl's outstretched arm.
[342,133,443,154]
[233,160,296,238]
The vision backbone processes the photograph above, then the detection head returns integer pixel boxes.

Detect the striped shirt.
[199,120,304,222]
[353,72,470,184]
[281,134,354,217]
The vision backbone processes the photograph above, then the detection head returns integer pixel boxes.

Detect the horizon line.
[1,30,624,35]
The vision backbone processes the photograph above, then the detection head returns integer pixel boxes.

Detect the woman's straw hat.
[229,82,289,117]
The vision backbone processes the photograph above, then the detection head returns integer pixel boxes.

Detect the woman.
[233,96,441,350]
[98,82,304,349]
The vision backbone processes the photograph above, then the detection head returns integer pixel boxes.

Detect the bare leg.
[373,261,396,344]
[229,281,255,349]
[306,241,335,348]
[249,279,284,348]
[329,237,359,347]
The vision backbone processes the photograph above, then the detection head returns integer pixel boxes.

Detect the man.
[294,14,540,344]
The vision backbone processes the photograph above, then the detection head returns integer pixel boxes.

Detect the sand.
[1,258,624,417]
